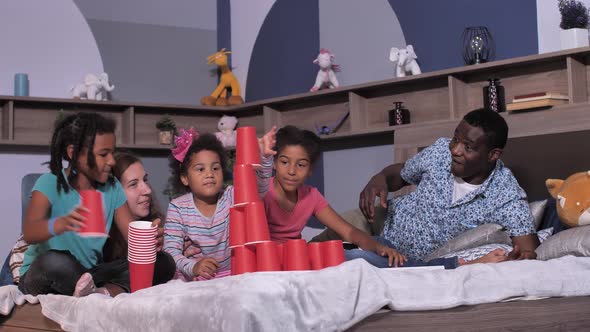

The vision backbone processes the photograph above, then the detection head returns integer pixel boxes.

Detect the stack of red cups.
[230,126,279,275]
[127,221,157,292]
[229,126,345,275]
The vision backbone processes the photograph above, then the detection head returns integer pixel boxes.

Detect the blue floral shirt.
[381,138,535,260]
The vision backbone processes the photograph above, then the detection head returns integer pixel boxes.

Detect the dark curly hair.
[167,133,228,197]
[274,125,321,165]
[49,112,116,193]
[462,108,508,149]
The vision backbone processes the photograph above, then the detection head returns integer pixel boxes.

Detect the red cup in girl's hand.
[321,240,345,267]
[307,242,324,270]
[233,164,259,205]
[236,126,261,166]
[78,190,107,237]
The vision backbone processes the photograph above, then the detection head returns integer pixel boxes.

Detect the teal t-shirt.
[20,170,127,275]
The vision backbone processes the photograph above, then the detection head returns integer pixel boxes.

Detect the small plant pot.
[159,130,173,145]
[560,28,589,50]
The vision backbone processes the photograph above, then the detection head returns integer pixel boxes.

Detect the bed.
[2,121,590,332]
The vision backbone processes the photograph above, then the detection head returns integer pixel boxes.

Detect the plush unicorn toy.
[310,48,340,92]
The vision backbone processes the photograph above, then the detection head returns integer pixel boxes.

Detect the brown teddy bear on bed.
[546,171,590,228]
[535,171,590,260]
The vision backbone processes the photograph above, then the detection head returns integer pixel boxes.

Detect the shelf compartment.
[365,78,449,128]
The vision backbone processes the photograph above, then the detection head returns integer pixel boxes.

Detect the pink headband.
[171,127,199,162]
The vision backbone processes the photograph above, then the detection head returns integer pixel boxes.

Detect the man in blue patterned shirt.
[359,109,539,261]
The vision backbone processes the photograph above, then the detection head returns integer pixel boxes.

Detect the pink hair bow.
[171,127,199,162]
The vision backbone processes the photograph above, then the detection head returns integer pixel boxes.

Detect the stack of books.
[506,92,568,112]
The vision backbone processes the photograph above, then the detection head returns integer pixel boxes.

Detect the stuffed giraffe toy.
[201,48,244,106]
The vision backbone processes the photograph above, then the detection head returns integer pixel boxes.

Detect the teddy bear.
[215,115,238,148]
[546,171,590,227]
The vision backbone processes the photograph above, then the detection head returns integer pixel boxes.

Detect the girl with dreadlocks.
[18,112,170,297]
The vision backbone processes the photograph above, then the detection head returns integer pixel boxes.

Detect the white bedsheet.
[2,255,590,332]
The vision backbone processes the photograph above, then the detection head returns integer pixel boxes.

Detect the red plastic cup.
[276,242,284,270]
[78,190,107,237]
[231,245,256,275]
[129,261,155,292]
[307,242,323,270]
[255,241,281,271]
[233,164,259,205]
[235,126,261,166]
[321,240,345,267]
[229,206,247,248]
[245,201,270,244]
[284,239,310,271]
[129,220,157,232]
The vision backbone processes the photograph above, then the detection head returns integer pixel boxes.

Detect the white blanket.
[0,285,38,315]
[3,256,590,332]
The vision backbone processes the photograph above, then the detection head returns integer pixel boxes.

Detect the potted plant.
[155,114,176,145]
[559,0,590,49]
[54,109,66,128]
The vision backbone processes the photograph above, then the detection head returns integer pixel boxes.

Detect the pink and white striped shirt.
[164,187,234,280]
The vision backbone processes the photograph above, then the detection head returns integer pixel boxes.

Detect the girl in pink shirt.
[259,126,405,267]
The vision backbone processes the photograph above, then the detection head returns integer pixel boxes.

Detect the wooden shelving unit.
[2,46,590,153]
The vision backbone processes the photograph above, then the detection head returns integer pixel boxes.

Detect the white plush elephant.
[71,73,115,100]
[389,45,421,78]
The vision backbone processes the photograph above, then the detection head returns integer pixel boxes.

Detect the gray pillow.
[536,226,590,260]
[424,223,512,261]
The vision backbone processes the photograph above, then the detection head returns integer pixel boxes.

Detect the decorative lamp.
[461,26,495,65]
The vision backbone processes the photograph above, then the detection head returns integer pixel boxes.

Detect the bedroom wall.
[0,1,580,253]
[0,0,217,256]
[228,0,541,237]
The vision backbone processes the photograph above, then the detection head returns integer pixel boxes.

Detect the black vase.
[483,78,506,113]
[388,102,410,126]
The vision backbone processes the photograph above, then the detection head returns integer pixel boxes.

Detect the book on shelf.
[512,92,568,103]
[506,98,567,112]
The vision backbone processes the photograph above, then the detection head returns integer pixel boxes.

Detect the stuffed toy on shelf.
[310,48,340,92]
[201,48,244,106]
[389,45,421,78]
[214,115,238,148]
[546,171,590,227]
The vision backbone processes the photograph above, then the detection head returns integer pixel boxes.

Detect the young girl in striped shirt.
[164,128,276,280]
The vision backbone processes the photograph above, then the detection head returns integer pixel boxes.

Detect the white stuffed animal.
[310,48,340,92]
[71,73,115,100]
[389,45,421,78]
[215,115,238,148]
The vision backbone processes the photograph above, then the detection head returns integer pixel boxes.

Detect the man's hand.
[359,173,388,221]
[510,234,539,260]
[507,245,537,260]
